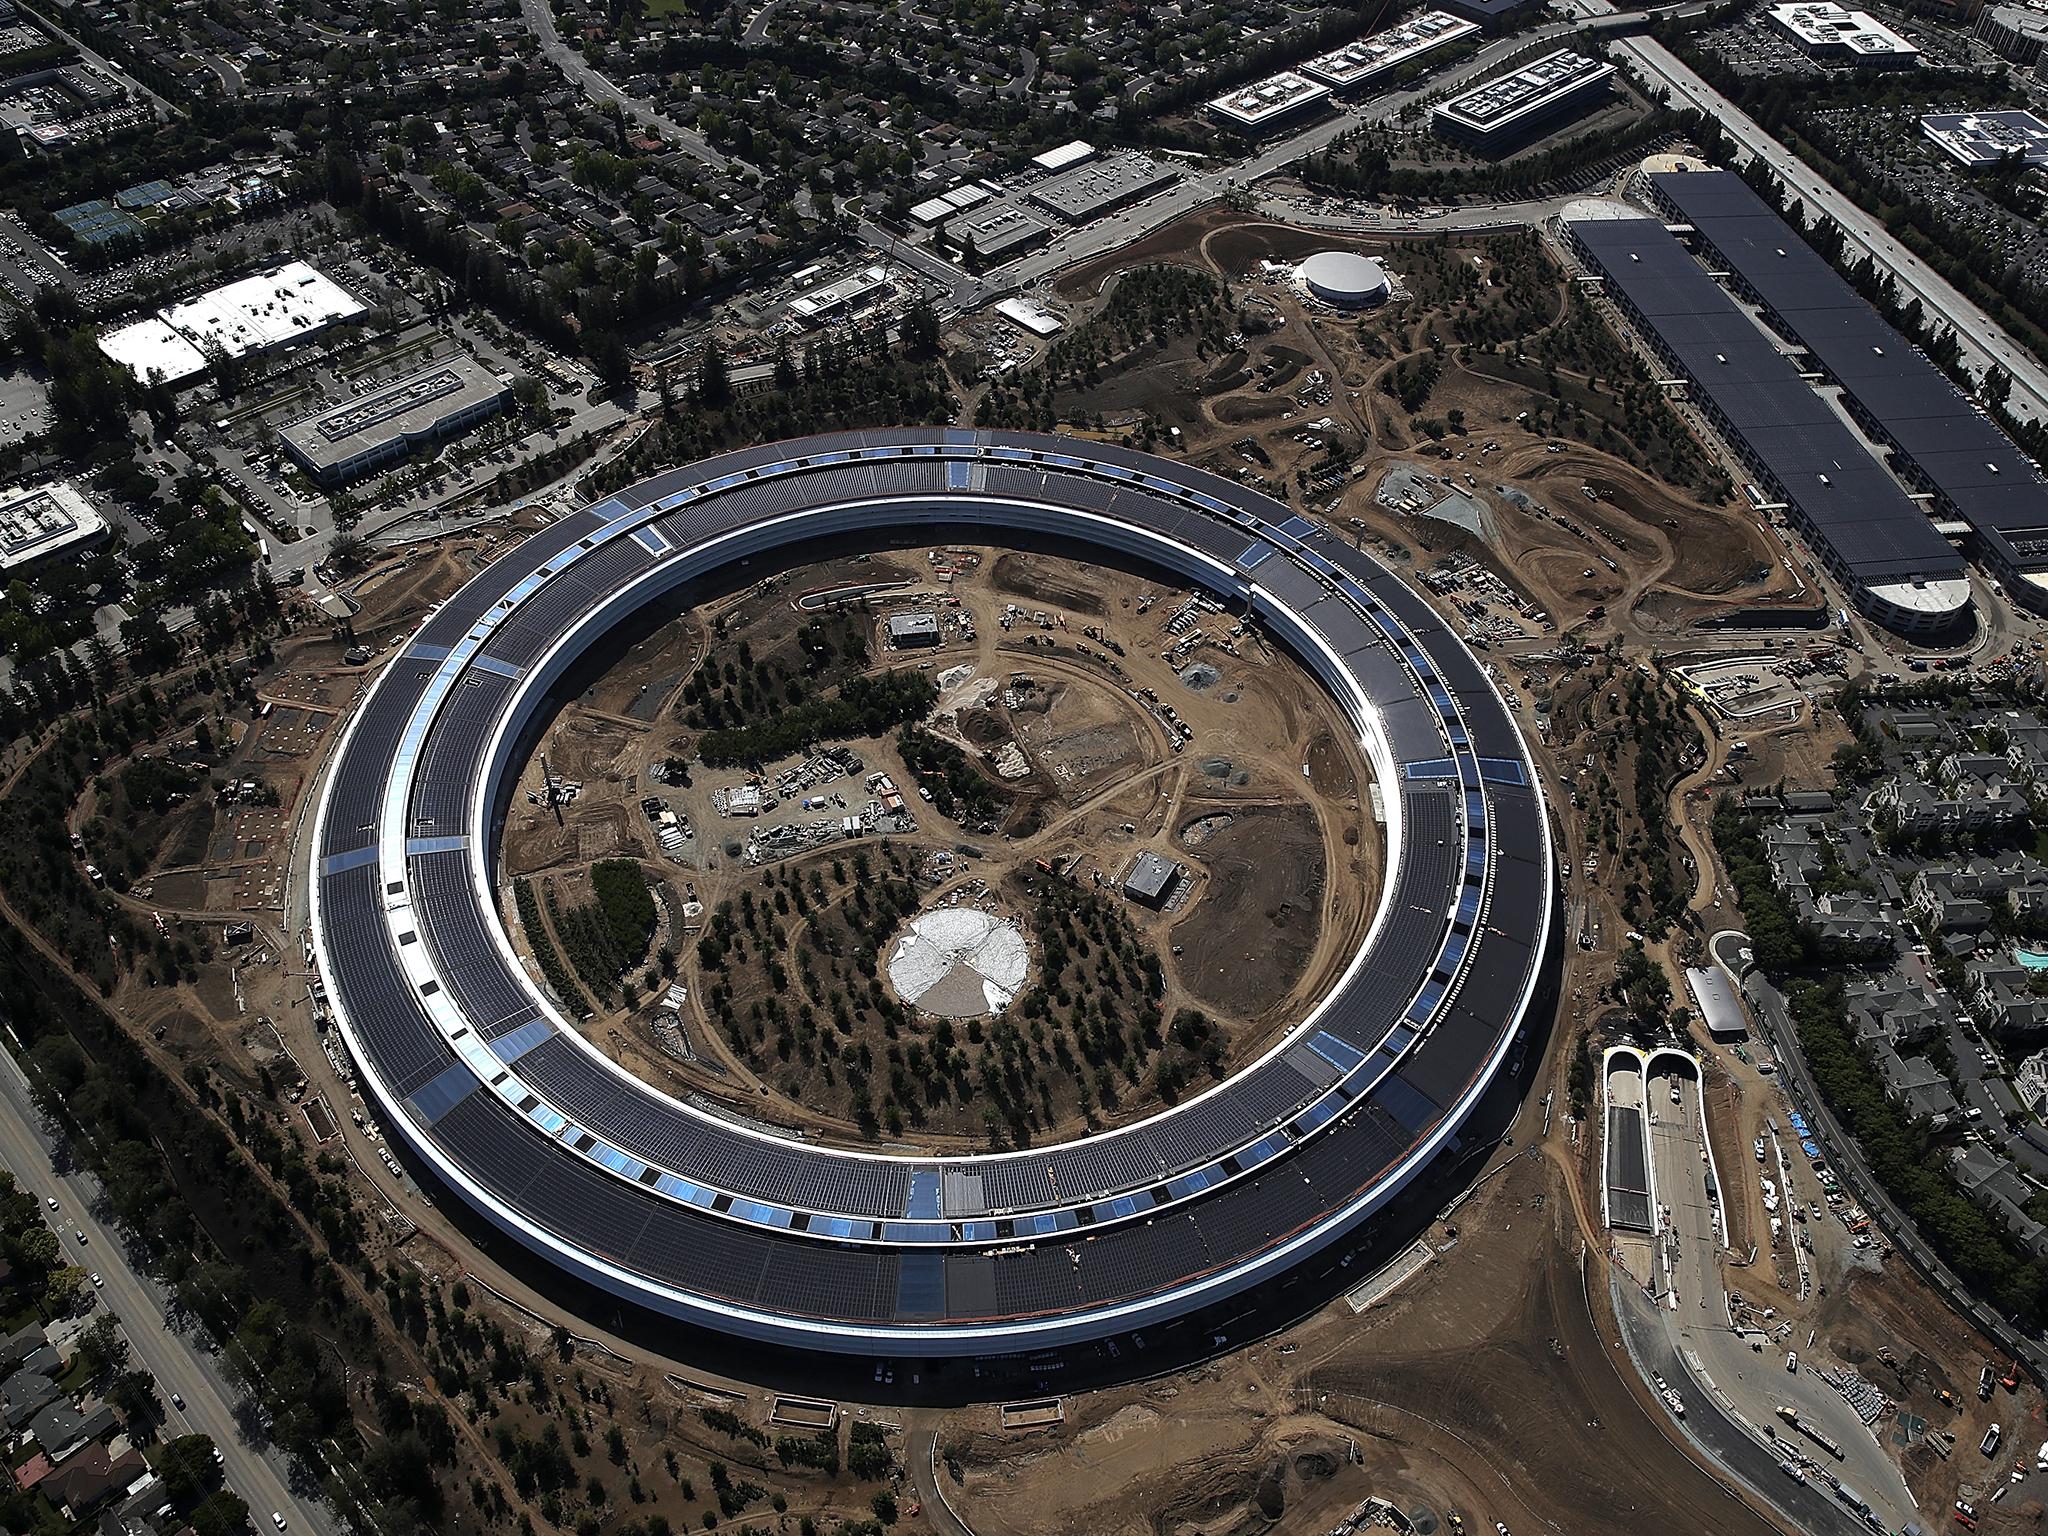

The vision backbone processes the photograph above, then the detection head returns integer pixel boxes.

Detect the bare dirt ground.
[936,1154,1779,1536]
[490,544,1381,1150]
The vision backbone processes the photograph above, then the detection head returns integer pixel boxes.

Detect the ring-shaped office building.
[310,429,1554,1359]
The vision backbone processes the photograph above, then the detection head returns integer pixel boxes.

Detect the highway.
[1607,29,2048,427]
[1710,929,2048,1386]
[0,1040,340,1536]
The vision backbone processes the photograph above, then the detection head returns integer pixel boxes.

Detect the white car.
[89,1273,101,1289]
[273,1515,288,1532]
[1786,1351,1798,1373]
[45,1195,57,1210]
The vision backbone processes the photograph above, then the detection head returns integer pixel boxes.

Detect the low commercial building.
[1026,152,1178,223]
[1765,2,1919,65]
[99,260,366,385]
[1432,50,1614,149]
[1207,71,1332,136]
[1920,109,2048,169]
[1123,851,1182,907]
[278,355,514,486]
[788,264,891,326]
[994,297,1062,337]
[1302,11,1480,93]
[0,480,107,571]
[885,611,940,647]
[946,203,1053,264]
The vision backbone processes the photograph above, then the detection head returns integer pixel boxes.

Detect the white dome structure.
[1298,250,1390,308]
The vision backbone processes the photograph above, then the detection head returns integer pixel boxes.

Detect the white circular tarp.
[886,907,1030,1017]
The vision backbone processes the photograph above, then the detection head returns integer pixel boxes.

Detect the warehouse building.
[1765,2,1919,64]
[0,480,107,571]
[1564,195,1973,635]
[1302,11,1479,93]
[1432,50,1614,149]
[1919,109,2048,170]
[99,261,366,385]
[1123,851,1183,908]
[1030,139,1097,174]
[1208,71,1332,136]
[279,356,513,486]
[1647,167,2048,614]
[1026,152,1178,223]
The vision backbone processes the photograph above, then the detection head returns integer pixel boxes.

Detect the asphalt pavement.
[1612,1274,1868,1535]
[0,1040,339,1536]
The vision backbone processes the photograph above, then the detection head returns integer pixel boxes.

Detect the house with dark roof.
[37,1443,146,1520]
[2,1366,62,1429]
[1953,1143,2048,1256]
[1875,1045,1962,1125]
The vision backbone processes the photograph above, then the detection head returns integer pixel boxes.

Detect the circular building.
[1298,250,1390,308]
[309,430,1555,1364]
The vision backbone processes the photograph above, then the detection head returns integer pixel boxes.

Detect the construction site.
[24,190,2048,1536]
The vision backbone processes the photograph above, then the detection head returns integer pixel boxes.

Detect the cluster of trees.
[1304,108,1686,205]
[593,321,954,505]
[514,876,593,1016]
[695,668,937,768]
[544,862,659,1005]
[8,929,448,1533]
[677,616,866,736]
[691,842,1162,1143]
[1381,353,1440,414]
[1711,799,1811,975]
[896,726,1004,828]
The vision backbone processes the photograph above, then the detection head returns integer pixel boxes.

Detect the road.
[0,1041,339,1536]
[1613,1274,1868,1536]
[1711,928,2048,1386]
[1608,29,2048,426]
[1642,1057,1919,1532]
[907,1428,975,1536]
[516,0,730,172]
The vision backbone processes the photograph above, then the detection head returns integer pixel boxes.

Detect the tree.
[111,1368,159,1426]
[191,1488,251,1536]
[160,1434,223,1504]
[696,341,731,409]
[77,1312,126,1383]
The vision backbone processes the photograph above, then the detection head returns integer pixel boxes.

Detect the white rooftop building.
[1031,139,1097,173]
[1208,71,1332,133]
[1766,3,1920,63]
[0,480,108,571]
[1302,11,1480,91]
[99,261,367,384]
